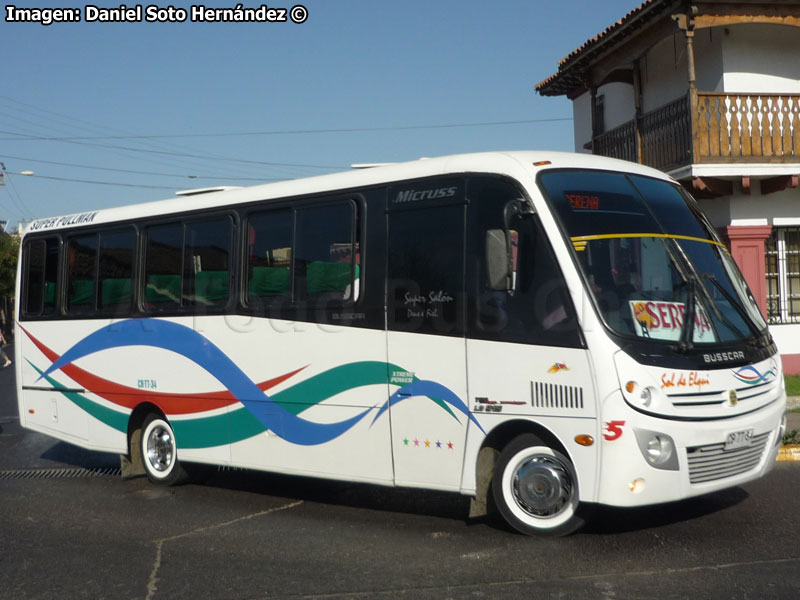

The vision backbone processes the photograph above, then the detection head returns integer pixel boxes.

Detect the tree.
[0,234,20,298]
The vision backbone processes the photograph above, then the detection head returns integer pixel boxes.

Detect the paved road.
[2,348,800,599]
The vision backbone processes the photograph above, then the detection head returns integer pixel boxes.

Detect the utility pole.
[0,163,6,236]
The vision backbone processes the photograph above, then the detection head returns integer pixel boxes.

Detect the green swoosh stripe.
[26,359,461,449]
[268,361,458,421]
[272,361,394,412]
[173,408,263,448]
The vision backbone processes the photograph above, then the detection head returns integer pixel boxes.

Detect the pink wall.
[723,225,772,318]
[722,225,800,375]
[782,354,800,376]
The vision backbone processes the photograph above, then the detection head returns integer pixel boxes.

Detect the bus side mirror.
[486,229,513,291]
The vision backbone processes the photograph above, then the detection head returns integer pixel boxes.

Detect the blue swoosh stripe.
[39,319,373,446]
[371,379,485,434]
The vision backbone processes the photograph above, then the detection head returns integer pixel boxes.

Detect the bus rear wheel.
[492,434,584,536]
[140,414,187,485]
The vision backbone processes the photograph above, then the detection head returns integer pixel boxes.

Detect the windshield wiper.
[700,272,759,341]
[676,278,696,352]
[661,238,697,353]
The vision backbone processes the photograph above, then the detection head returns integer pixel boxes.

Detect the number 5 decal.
[603,420,626,441]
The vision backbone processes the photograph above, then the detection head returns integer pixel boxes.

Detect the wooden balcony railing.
[592,93,800,171]
[696,93,800,162]
[592,120,636,163]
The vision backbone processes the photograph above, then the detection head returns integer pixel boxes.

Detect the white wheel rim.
[144,420,176,479]
[501,446,578,530]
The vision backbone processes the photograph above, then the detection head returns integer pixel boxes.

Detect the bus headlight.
[634,428,679,471]
[625,381,660,409]
[639,386,654,407]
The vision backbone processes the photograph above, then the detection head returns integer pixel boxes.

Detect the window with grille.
[766,227,800,324]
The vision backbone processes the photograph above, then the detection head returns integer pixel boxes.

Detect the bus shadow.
[40,443,121,471]
[33,441,753,535]
[579,487,751,535]
[173,465,751,535]
[186,465,471,522]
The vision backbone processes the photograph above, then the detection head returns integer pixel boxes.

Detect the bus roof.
[22,151,672,236]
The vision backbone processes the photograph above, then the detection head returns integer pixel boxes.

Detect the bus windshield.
[538,170,767,346]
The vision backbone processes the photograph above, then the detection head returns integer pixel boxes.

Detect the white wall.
[571,82,635,152]
[698,187,800,229]
[722,24,800,93]
[769,324,800,358]
[640,29,724,111]
[572,92,592,153]
[598,82,635,131]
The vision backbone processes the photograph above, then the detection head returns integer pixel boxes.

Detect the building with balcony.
[536,0,800,372]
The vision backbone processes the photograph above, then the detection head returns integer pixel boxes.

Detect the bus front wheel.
[492,434,584,536]
[140,414,187,485]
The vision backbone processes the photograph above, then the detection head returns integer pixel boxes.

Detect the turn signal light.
[625,381,636,393]
[629,478,646,493]
[28,409,35,414]
[574,434,594,446]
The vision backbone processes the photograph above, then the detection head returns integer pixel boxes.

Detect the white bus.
[15,151,786,536]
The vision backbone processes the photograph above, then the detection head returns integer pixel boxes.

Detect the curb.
[778,396,799,461]
[778,445,800,462]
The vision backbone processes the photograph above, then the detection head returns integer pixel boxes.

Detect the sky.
[0,0,641,229]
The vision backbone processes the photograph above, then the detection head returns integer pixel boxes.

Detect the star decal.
[402,436,455,450]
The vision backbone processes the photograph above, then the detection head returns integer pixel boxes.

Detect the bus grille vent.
[530,382,584,410]
[686,432,770,484]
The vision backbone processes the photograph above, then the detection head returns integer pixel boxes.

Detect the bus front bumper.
[596,395,785,508]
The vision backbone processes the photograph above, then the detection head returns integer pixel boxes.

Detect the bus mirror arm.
[502,198,534,229]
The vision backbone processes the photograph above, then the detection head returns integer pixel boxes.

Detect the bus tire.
[492,434,584,536]
[140,414,187,485]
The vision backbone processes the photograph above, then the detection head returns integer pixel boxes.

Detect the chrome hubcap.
[513,455,573,518]
[146,425,174,473]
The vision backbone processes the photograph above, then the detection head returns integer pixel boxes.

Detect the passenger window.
[67,234,98,313]
[295,203,358,302]
[247,210,293,305]
[184,218,231,308]
[144,224,182,308]
[144,219,231,310]
[246,201,359,313]
[99,229,135,312]
[23,237,60,317]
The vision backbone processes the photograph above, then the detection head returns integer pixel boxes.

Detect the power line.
[0,131,344,169]
[0,153,285,181]
[0,117,573,141]
[4,171,181,191]
[0,97,326,178]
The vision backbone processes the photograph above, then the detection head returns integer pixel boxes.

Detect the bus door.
[463,176,595,491]
[385,180,469,489]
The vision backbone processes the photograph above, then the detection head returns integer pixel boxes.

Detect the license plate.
[724,429,754,451]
